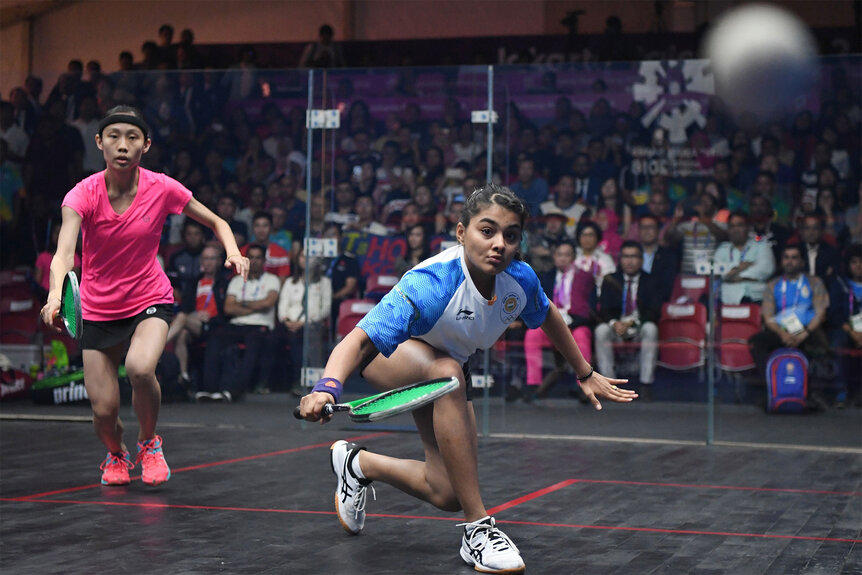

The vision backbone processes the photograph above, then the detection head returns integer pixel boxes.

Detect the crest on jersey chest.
[500,292,521,323]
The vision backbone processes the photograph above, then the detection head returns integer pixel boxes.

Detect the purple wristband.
[312,377,343,404]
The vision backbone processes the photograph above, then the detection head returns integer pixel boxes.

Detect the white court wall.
[0,0,644,95]
[1,0,857,98]
[1,19,30,97]
[2,0,346,96]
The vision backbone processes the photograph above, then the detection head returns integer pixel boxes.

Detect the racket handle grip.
[293,403,335,419]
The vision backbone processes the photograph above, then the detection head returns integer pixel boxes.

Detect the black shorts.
[462,361,472,402]
[81,304,173,350]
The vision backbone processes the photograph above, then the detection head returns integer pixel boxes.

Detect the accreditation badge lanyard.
[196,278,215,313]
[777,276,806,334]
[241,279,261,302]
[732,243,750,263]
[780,276,804,311]
[202,288,214,312]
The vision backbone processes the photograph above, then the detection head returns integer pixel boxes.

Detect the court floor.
[1,396,860,574]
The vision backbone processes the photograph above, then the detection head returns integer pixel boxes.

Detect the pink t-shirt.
[62,168,192,321]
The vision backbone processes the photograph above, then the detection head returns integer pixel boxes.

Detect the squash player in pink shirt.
[40,106,249,487]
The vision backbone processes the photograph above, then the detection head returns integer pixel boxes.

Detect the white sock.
[350,450,366,480]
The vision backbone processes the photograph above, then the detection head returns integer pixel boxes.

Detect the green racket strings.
[352,384,444,416]
[62,278,79,338]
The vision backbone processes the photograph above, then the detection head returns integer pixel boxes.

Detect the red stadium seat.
[0,270,30,286]
[0,297,37,325]
[336,299,377,340]
[0,330,35,345]
[364,274,399,301]
[717,304,761,372]
[670,275,710,304]
[657,302,707,371]
[0,296,39,345]
[0,270,33,300]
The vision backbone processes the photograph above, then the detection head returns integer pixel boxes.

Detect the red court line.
[481,477,861,543]
[7,432,389,502]
[486,479,858,514]
[487,480,578,516]
[4,497,858,544]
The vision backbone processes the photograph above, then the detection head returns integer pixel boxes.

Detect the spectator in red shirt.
[240,211,291,282]
[166,243,230,387]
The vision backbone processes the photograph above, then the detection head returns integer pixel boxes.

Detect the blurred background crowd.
[1,11,860,408]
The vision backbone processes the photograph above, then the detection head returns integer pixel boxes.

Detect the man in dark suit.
[749,193,790,264]
[595,240,663,399]
[797,214,841,285]
[571,152,601,207]
[637,214,679,303]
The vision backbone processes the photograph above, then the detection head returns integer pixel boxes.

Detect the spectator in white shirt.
[713,211,775,304]
[200,244,280,400]
[539,174,587,238]
[70,95,104,175]
[278,247,332,395]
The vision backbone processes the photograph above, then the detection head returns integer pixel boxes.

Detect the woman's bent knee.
[124,361,157,385]
[427,358,465,382]
[91,403,120,422]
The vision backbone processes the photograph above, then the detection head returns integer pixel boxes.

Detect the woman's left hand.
[226,254,250,280]
[578,371,637,410]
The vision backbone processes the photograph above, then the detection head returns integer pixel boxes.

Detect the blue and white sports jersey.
[358,245,550,363]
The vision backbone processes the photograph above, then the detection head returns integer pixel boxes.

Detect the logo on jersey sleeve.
[500,293,521,323]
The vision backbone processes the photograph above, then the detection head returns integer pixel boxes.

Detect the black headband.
[98,113,150,139]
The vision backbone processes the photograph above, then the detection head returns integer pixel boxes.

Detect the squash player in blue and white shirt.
[297,184,637,574]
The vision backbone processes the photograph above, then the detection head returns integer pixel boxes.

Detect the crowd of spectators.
[1,23,860,406]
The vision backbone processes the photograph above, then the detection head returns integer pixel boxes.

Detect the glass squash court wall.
[301,57,860,450]
[21,55,859,449]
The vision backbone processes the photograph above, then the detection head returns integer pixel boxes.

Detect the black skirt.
[81,304,173,350]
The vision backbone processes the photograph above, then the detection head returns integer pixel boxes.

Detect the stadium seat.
[717,304,761,372]
[0,270,33,300]
[0,296,39,345]
[0,270,30,286]
[657,302,707,371]
[364,274,399,300]
[1,297,37,324]
[670,274,710,304]
[0,330,34,345]
[336,299,377,340]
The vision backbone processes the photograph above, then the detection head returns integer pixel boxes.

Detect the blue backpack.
[766,348,808,413]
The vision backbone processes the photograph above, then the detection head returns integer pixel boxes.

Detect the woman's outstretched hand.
[578,372,637,410]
